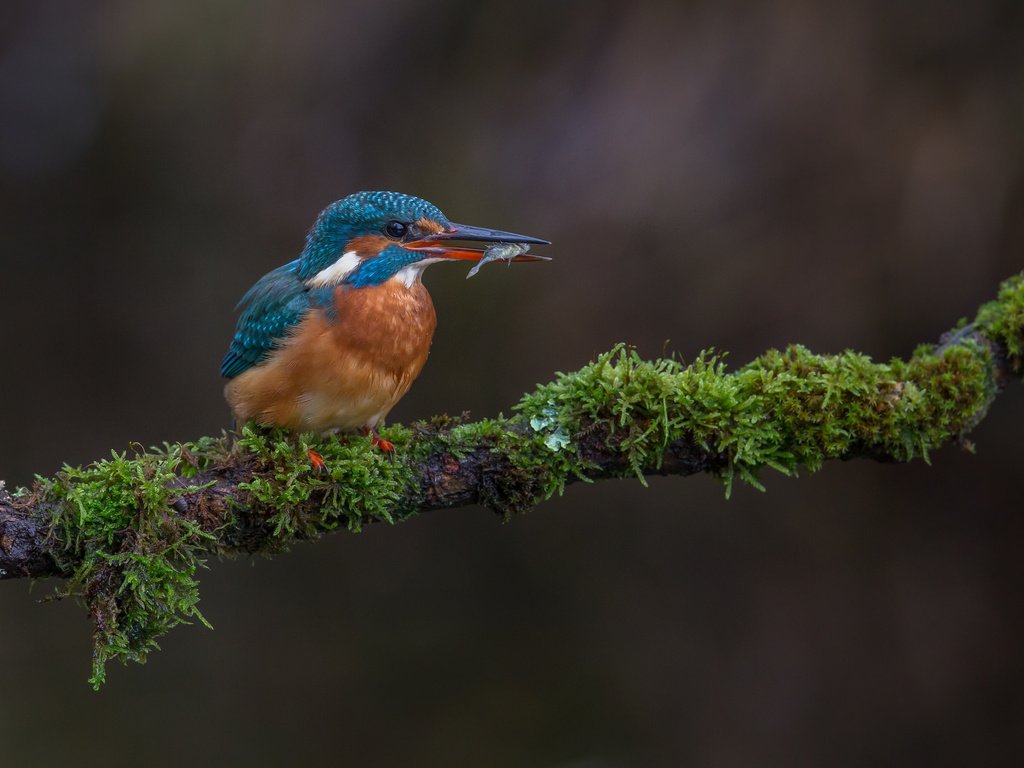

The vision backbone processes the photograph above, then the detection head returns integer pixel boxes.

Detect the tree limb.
[0,421,724,579]
[2,272,1022,687]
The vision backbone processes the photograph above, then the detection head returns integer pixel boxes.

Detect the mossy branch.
[2,272,1023,688]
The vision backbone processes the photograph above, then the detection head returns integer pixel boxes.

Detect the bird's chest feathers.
[226,279,437,433]
[326,278,437,371]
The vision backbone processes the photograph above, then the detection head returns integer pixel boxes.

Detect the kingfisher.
[221,191,550,455]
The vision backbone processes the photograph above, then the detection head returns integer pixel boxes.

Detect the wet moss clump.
[35,425,422,689]
[976,271,1024,375]
[515,335,994,495]
[38,445,221,689]
[234,423,419,539]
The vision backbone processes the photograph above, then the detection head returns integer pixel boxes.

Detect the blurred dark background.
[2,1,1023,765]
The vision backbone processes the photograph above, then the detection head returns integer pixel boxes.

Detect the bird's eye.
[385,220,407,239]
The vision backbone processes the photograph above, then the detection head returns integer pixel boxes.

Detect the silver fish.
[467,242,544,279]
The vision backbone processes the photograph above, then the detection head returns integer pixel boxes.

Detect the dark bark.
[0,487,60,579]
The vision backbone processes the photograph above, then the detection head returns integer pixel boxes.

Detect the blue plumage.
[296,192,449,281]
[220,261,310,378]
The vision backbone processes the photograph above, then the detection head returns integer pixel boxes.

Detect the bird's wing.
[220,260,312,379]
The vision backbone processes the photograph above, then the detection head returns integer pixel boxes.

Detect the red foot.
[307,449,327,473]
[360,427,395,456]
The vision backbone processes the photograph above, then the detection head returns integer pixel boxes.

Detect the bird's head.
[296,191,549,288]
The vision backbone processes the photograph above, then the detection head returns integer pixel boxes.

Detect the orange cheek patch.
[415,217,446,235]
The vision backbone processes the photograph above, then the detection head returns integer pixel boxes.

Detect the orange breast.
[225,279,437,432]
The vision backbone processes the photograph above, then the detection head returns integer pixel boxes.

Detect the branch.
[3,272,1022,687]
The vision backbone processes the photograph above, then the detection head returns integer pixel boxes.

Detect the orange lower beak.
[403,244,548,262]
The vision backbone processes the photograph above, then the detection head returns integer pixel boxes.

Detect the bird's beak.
[405,222,551,262]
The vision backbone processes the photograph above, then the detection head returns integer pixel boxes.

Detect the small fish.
[467,242,543,279]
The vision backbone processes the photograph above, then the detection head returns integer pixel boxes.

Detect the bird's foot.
[307,448,327,473]
[360,427,395,456]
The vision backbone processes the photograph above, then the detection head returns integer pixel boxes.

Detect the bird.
[221,190,550,456]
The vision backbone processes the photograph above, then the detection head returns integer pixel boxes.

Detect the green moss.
[41,445,219,689]
[738,341,993,474]
[514,337,994,497]
[518,349,723,487]
[235,424,418,538]
[976,271,1024,373]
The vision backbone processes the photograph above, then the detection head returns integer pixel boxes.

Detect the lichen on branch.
[1,271,1022,688]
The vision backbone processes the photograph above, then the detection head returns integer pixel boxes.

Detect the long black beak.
[434,223,551,246]
[405,222,551,262]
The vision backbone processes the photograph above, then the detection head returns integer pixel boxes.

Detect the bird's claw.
[360,427,395,456]
[307,448,327,473]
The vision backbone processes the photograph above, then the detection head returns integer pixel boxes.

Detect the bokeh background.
[2,1,1023,765]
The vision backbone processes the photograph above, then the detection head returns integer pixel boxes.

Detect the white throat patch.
[306,250,362,288]
[393,258,443,288]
